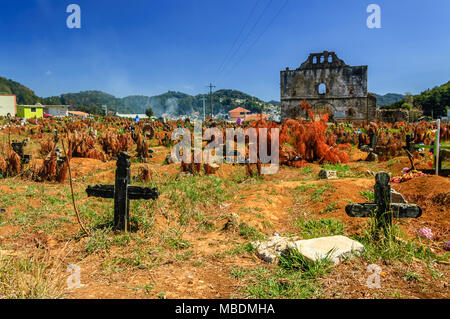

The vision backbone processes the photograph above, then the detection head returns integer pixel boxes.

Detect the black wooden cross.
[345,172,422,230]
[11,140,31,164]
[86,152,159,231]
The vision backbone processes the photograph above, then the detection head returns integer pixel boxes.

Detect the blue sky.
[0,0,449,101]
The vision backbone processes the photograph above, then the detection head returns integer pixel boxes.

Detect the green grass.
[225,242,255,257]
[84,229,114,254]
[294,217,345,239]
[359,191,375,202]
[231,248,333,299]
[319,202,338,215]
[198,221,216,232]
[175,250,194,261]
[310,184,335,203]
[300,167,313,175]
[404,271,421,282]
[239,223,264,241]
[354,219,441,264]
[295,185,315,192]
[279,248,333,279]
[322,164,350,172]
[161,228,191,250]
[231,267,322,299]
[159,175,239,226]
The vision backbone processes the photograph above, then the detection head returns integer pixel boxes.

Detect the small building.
[229,107,251,121]
[17,104,44,119]
[243,114,273,122]
[68,111,90,119]
[44,105,69,117]
[0,94,16,117]
[115,113,149,119]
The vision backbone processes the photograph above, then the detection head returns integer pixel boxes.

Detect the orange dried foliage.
[137,166,152,182]
[6,150,21,176]
[39,138,55,156]
[0,154,7,176]
[99,131,132,157]
[279,101,349,165]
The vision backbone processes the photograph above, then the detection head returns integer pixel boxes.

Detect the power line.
[218,0,274,78]
[217,0,260,74]
[222,0,289,80]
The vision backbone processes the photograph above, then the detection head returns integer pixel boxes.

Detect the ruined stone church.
[280,51,377,122]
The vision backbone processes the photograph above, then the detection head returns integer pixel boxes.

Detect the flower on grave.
[417,227,433,240]
[444,241,450,251]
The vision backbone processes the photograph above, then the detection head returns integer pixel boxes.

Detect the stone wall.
[375,109,409,123]
[280,51,376,122]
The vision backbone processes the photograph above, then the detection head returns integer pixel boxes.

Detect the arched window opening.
[328,55,333,63]
[312,56,317,64]
[318,83,327,95]
[320,56,325,63]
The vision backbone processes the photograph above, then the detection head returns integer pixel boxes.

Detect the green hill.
[0,77,40,105]
[373,93,405,107]
[383,82,450,118]
[47,89,271,116]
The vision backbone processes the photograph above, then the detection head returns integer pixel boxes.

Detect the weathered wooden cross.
[11,140,31,164]
[86,152,159,231]
[405,129,450,176]
[345,172,422,230]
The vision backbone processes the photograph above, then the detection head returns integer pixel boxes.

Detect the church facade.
[280,51,376,122]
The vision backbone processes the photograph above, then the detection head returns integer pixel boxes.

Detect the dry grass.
[0,252,66,299]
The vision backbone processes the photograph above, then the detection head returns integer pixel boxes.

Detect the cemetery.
[0,109,448,299]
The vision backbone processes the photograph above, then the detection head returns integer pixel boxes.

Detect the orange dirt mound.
[393,175,450,207]
[392,175,449,240]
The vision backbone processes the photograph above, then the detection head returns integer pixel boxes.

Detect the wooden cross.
[345,172,422,230]
[86,152,159,231]
[405,132,450,177]
[11,140,31,164]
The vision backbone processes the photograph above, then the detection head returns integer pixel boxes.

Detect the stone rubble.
[391,189,408,204]
[252,235,364,265]
[318,169,338,180]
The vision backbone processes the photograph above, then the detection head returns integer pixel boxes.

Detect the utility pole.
[206,83,216,119]
[202,96,206,121]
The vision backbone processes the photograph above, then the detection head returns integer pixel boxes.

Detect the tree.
[145,108,154,117]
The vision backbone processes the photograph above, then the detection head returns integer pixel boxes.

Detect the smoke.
[165,98,179,115]
[141,97,180,117]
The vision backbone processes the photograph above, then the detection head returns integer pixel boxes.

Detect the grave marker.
[86,152,159,231]
[345,172,422,230]
[405,120,450,176]
[11,140,31,164]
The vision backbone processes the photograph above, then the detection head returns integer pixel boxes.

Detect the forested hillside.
[0,76,273,116]
[383,82,449,118]
[0,77,40,105]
